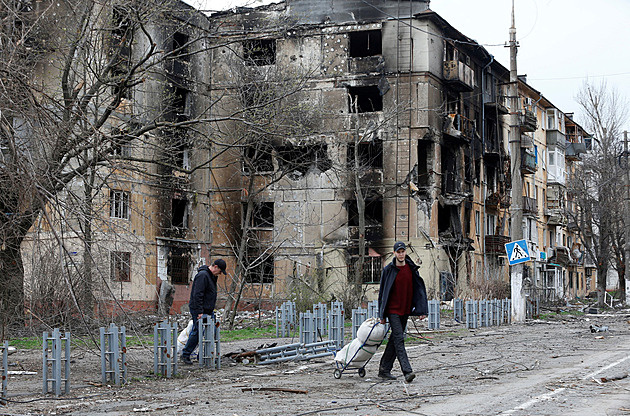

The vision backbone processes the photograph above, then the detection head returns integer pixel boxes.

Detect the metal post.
[1,341,7,405]
[43,329,70,396]
[623,132,630,306]
[508,0,526,322]
[351,307,367,339]
[154,320,177,378]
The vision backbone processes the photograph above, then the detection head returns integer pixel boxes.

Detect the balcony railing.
[546,129,566,148]
[444,113,475,141]
[485,234,510,255]
[519,110,537,132]
[443,60,474,91]
[521,149,537,174]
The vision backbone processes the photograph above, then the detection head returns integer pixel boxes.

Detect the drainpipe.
[481,54,494,280]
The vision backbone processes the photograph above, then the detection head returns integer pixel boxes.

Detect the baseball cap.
[213,259,227,275]
[393,241,406,252]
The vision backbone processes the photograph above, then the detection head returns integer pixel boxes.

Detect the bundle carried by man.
[334,317,386,368]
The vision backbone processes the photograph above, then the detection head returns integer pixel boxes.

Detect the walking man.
[377,242,428,382]
[181,258,227,365]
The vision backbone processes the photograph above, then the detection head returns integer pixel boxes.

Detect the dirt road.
[3,310,630,415]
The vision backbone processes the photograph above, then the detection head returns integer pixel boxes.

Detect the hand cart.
[333,322,388,379]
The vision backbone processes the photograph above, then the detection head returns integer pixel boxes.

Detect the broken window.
[243,142,274,174]
[438,205,461,235]
[111,251,131,282]
[172,31,189,60]
[441,139,461,194]
[347,137,383,169]
[348,86,383,113]
[171,197,188,229]
[243,39,276,66]
[348,255,382,284]
[110,6,132,99]
[349,30,382,58]
[244,201,274,229]
[170,87,191,122]
[245,253,274,284]
[347,196,383,241]
[168,250,190,285]
[111,127,132,158]
[110,190,130,219]
[417,140,431,187]
[276,143,332,179]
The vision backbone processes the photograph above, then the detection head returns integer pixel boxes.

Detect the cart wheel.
[334,369,342,379]
[358,368,366,377]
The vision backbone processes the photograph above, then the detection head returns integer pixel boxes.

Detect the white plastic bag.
[177,320,193,353]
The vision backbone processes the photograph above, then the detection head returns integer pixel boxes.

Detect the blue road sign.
[505,239,531,265]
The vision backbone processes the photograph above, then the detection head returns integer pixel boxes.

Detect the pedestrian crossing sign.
[505,239,531,265]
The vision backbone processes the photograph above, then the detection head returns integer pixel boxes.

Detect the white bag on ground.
[177,320,194,353]
[356,317,386,346]
[334,338,378,367]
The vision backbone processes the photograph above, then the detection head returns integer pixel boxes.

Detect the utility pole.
[508,0,525,322]
[624,131,630,306]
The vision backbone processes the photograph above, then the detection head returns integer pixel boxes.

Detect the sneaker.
[181,355,193,365]
[378,371,397,380]
[404,372,416,383]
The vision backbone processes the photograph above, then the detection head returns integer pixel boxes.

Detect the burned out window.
[111,251,131,282]
[110,190,130,219]
[243,142,274,174]
[347,197,383,227]
[245,202,274,229]
[111,127,132,158]
[276,144,332,179]
[348,255,382,284]
[349,30,382,57]
[417,140,431,187]
[348,86,382,113]
[172,32,189,60]
[169,253,189,285]
[243,39,276,66]
[172,197,188,228]
[347,138,383,169]
[438,205,462,235]
[170,87,191,122]
[111,6,132,99]
[245,254,274,284]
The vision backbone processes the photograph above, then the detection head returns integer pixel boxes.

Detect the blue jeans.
[379,314,412,374]
[182,310,201,359]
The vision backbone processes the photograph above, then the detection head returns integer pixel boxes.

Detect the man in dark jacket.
[377,242,428,382]
[181,258,227,365]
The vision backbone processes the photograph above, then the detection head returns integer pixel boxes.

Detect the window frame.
[111,251,131,282]
[110,190,130,219]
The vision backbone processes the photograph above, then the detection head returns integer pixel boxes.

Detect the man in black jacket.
[377,242,428,382]
[181,258,227,365]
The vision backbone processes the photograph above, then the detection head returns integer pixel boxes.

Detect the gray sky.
[192,0,630,131]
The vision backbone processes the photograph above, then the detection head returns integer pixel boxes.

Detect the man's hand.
[418,315,427,320]
[380,318,386,324]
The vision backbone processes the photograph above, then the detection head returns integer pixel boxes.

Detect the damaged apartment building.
[206,0,516,306]
[17,0,590,317]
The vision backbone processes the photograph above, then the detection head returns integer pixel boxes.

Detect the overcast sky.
[190,0,630,132]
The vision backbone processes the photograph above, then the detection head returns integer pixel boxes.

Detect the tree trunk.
[0,242,25,326]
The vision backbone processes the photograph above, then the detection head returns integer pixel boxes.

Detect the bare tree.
[570,80,629,307]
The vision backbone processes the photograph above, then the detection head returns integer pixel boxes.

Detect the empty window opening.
[111,7,132,98]
[349,30,382,58]
[348,255,382,284]
[111,251,131,282]
[417,140,431,187]
[348,86,383,113]
[276,144,332,179]
[245,201,274,229]
[347,138,383,169]
[169,250,190,285]
[438,205,462,235]
[170,87,190,121]
[245,253,274,284]
[441,141,461,193]
[110,190,130,219]
[243,39,276,66]
[111,127,132,157]
[243,142,274,174]
[172,32,189,60]
[347,197,383,227]
[172,197,188,228]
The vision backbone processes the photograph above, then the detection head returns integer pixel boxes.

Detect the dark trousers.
[379,313,412,374]
[182,310,201,359]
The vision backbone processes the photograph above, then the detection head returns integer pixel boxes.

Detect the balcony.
[521,149,537,174]
[519,110,537,132]
[548,246,571,267]
[485,234,510,255]
[443,113,475,142]
[443,60,474,92]
[523,196,538,216]
[484,94,509,115]
[565,142,587,160]
[546,129,566,148]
